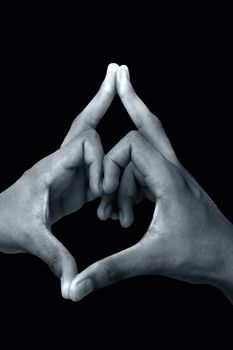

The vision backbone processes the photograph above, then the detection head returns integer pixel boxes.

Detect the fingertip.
[69,276,81,302]
[61,279,71,300]
[101,63,119,96]
[97,192,115,220]
[119,205,134,228]
[117,65,130,81]
[107,63,119,74]
[70,278,94,302]
[97,202,113,221]
[116,65,132,97]
[120,215,133,228]
[119,65,130,78]
[97,204,108,221]
[61,265,78,300]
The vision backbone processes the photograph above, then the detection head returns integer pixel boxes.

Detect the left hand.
[51,63,118,223]
[0,63,118,299]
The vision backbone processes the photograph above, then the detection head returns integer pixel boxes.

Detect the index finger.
[103,130,170,196]
[62,63,118,146]
[116,65,180,166]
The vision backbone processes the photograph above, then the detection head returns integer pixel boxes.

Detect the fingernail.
[61,280,71,300]
[73,279,94,301]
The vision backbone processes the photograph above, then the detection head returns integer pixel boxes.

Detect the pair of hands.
[0,64,233,303]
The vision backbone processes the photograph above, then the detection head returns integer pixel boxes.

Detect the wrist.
[211,222,233,303]
[0,186,20,253]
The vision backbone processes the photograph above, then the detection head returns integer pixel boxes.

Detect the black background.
[0,4,232,345]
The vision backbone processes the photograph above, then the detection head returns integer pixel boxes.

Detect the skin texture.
[1,63,232,304]
[70,65,233,304]
[0,63,119,299]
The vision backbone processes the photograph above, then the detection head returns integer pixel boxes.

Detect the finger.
[97,194,119,221]
[116,65,180,166]
[98,163,145,226]
[118,163,155,227]
[69,242,146,302]
[30,228,78,299]
[97,193,115,221]
[62,63,119,146]
[83,131,104,197]
[54,130,104,197]
[103,130,169,196]
[117,164,138,228]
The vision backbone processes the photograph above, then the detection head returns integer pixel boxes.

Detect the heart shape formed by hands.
[1,64,231,303]
[66,64,231,303]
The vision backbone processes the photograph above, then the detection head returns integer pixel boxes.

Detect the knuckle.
[71,114,82,128]
[100,81,114,96]
[103,153,111,166]
[92,261,120,286]
[21,160,48,193]
[61,250,76,268]
[91,129,100,141]
[46,253,62,276]
[81,129,93,139]
[103,154,108,164]
[77,112,93,130]
[103,262,121,285]
[46,248,72,278]
[82,129,100,142]
[153,115,162,127]
[128,130,139,140]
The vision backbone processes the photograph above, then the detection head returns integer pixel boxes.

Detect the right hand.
[70,65,233,303]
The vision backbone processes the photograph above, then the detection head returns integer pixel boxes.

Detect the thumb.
[31,228,78,299]
[69,243,144,302]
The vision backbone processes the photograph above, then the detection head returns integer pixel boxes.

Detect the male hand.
[0,63,118,299]
[70,65,233,303]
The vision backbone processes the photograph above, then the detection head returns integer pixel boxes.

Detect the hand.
[97,161,153,227]
[70,65,233,303]
[51,63,118,223]
[0,63,118,299]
